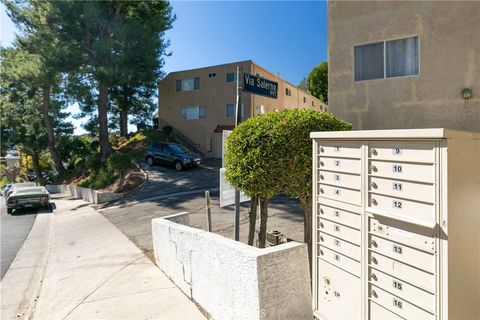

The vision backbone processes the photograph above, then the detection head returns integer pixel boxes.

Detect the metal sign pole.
[233,66,242,241]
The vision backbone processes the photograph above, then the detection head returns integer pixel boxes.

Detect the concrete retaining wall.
[46,184,123,205]
[152,212,312,320]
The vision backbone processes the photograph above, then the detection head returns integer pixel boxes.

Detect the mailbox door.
[317,259,362,320]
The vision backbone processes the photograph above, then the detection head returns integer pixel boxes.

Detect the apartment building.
[158,60,326,158]
[328,1,480,131]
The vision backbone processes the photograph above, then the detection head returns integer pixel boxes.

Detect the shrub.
[108,153,132,192]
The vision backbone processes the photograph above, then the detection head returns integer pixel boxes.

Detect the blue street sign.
[243,73,278,99]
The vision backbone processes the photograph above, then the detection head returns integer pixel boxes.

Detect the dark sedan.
[145,142,201,171]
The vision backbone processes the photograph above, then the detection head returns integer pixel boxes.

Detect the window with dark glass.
[354,42,384,81]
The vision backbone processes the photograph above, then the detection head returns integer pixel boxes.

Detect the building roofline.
[161,60,253,79]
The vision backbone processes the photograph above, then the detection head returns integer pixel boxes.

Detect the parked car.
[145,142,201,171]
[5,182,36,197]
[6,186,51,214]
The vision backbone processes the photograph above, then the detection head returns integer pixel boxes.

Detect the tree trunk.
[98,83,111,162]
[258,198,269,248]
[119,84,129,137]
[248,197,259,246]
[42,85,66,177]
[31,149,45,186]
[299,196,313,274]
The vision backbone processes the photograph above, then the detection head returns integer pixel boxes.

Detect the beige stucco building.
[328,1,480,132]
[158,60,326,158]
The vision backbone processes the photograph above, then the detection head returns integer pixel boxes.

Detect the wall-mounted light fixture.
[462,88,473,102]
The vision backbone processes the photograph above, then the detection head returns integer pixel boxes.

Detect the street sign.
[243,73,278,99]
[220,168,250,207]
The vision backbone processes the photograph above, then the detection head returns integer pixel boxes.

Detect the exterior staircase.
[158,118,204,156]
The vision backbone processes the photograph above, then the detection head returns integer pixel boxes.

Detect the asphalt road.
[98,158,304,261]
[0,196,37,279]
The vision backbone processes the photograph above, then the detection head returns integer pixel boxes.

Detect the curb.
[1,213,53,320]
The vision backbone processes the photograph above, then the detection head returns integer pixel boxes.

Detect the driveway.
[0,197,38,278]
[99,158,304,261]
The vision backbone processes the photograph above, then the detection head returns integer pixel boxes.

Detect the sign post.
[233,66,243,241]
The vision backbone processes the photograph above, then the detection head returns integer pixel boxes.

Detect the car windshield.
[169,144,189,154]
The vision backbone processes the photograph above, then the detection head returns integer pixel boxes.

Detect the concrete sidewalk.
[1,196,206,320]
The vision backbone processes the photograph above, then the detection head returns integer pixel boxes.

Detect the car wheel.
[7,208,13,215]
[146,157,154,166]
[174,161,183,172]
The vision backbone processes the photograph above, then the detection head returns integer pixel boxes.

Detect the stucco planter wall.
[152,212,312,320]
[46,184,123,205]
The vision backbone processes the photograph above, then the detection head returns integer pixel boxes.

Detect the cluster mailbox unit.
[310,129,480,319]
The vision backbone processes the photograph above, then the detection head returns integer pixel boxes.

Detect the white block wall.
[152,213,312,320]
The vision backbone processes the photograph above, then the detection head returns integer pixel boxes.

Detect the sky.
[1,1,328,135]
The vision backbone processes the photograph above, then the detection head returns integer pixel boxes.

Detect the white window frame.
[181,106,206,120]
[353,35,420,82]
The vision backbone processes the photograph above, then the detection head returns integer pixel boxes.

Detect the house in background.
[158,60,326,158]
[328,1,480,132]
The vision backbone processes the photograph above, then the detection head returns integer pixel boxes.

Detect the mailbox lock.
[320,174,324,180]
[371,182,378,189]
[370,240,378,247]
[320,161,324,167]
[323,277,330,285]
[320,188,324,194]
[320,222,324,228]
[377,225,383,231]
[320,208,324,214]
[371,257,378,264]
[320,236,324,242]
[370,273,378,281]
[320,147,325,153]
[370,289,378,298]
[371,148,378,156]
[320,249,324,256]
[371,198,378,206]
[371,165,378,172]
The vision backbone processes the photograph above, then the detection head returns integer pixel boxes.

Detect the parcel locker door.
[317,259,361,320]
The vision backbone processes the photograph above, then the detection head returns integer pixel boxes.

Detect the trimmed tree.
[225,112,286,247]
[226,109,351,263]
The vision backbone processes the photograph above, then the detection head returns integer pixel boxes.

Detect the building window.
[226,72,236,83]
[354,42,384,81]
[303,97,307,103]
[225,104,235,117]
[176,77,200,91]
[181,106,206,120]
[354,36,419,81]
[208,73,216,78]
[285,88,292,96]
[225,103,244,118]
[386,37,419,78]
